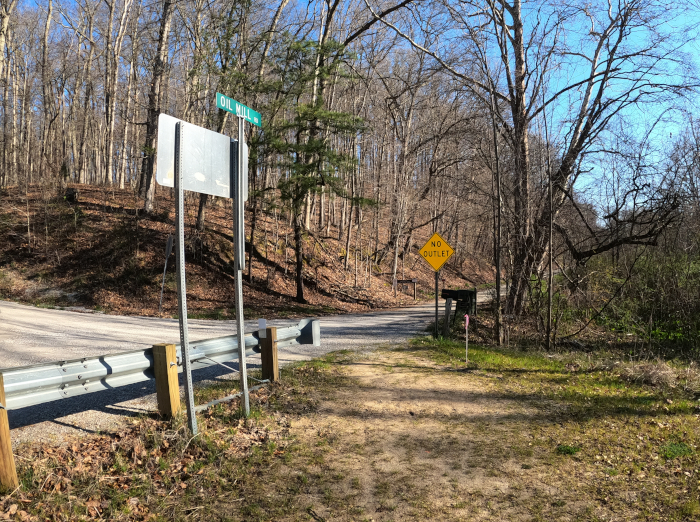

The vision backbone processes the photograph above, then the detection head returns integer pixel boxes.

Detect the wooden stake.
[0,374,18,489]
[260,327,279,382]
[153,344,181,418]
[443,298,453,338]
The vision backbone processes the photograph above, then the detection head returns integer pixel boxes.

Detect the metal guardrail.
[0,318,320,411]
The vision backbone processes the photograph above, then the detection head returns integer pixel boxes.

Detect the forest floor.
[0,184,493,319]
[3,336,700,521]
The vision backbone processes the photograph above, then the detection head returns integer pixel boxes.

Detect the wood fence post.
[443,298,453,338]
[153,344,181,418]
[260,327,279,382]
[0,374,18,489]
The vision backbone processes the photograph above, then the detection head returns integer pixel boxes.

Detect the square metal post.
[175,122,198,435]
[234,117,250,416]
[434,271,439,338]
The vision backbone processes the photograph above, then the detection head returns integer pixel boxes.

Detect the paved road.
[3,296,482,443]
[0,300,439,369]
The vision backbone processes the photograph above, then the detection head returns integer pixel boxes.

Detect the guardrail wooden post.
[443,298,453,338]
[0,374,18,489]
[153,344,181,418]
[261,327,279,382]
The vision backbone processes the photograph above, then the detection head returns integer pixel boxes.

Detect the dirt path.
[278,350,589,521]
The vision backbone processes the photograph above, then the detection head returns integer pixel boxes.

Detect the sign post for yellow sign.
[418,233,455,338]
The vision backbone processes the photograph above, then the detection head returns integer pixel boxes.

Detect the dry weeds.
[618,361,678,388]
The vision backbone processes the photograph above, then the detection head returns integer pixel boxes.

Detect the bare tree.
[0,0,17,82]
[103,0,133,185]
[138,0,174,213]
[368,0,699,314]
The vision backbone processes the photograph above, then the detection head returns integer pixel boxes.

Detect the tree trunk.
[77,8,96,185]
[293,212,305,303]
[0,0,18,82]
[138,0,174,213]
[11,57,18,185]
[40,0,53,183]
[195,194,208,231]
[104,0,132,187]
[118,36,136,189]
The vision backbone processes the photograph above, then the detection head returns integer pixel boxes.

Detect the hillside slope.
[0,184,494,318]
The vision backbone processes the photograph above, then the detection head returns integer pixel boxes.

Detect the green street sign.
[216,92,261,127]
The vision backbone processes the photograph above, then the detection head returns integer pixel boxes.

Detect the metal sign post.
[419,232,455,339]
[233,116,250,416]
[174,122,198,434]
[157,95,259,423]
[435,271,439,338]
[157,114,239,433]
[216,93,261,417]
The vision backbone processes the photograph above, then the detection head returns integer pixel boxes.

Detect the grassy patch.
[555,444,580,455]
[661,441,693,460]
[409,336,563,373]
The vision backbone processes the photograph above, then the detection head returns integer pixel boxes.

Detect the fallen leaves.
[0,184,457,320]
[0,504,32,522]
[4,398,290,521]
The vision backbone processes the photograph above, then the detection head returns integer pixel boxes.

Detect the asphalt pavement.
[0,300,446,369]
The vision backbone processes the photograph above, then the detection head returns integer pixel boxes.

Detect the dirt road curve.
[0,292,492,444]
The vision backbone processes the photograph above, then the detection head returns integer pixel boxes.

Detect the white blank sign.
[156,114,233,198]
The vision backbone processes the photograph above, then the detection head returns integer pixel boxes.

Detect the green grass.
[9,340,700,522]
[661,442,693,460]
[405,336,695,416]
[409,336,563,373]
[556,444,581,455]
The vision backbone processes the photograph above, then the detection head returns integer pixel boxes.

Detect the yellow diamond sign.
[419,232,454,271]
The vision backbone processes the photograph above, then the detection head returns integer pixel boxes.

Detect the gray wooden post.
[443,298,453,338]
[260,327,279,382]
